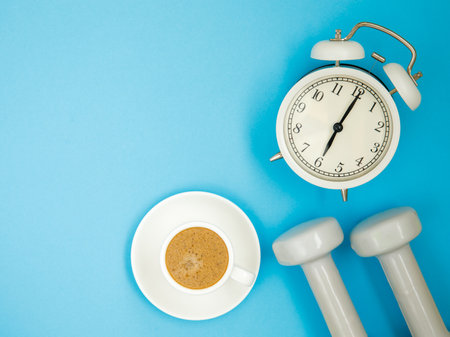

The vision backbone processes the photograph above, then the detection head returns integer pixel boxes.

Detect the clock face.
[279,67,399,188]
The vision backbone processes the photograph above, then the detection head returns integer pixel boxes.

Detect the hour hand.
[323,123,343,156]
[323,132,336,156]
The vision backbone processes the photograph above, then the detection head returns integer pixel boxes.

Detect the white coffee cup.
[160,221,255,295]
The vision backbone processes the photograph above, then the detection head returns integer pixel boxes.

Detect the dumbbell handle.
[378,245,449,337]
[301,254,367,337]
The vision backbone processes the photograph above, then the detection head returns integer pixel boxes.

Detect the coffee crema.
[165,227,229,290]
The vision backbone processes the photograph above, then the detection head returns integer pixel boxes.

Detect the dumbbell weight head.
[351,207,421,257]
[273,217,343,266]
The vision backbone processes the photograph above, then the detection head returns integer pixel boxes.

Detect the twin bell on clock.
[270,22,423,201]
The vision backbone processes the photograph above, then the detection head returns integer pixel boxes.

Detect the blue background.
[1,1,449,336]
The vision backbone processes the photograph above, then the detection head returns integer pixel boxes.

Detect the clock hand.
[338,92,361,125]
[322,93,361,156]
[323,129,338,156]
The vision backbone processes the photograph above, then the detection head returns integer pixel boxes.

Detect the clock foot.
[270,152,283,162]
[341,189,348,202]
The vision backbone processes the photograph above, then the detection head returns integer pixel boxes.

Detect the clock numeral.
[314,157,323,167]
[351,85,365,98]
[293,123,302,134]
[369,102,377,112]
[355,157,364,167]
[370,142,381,153]
[312,89,324,101]
[335,162,344,173]
[374,121,385,132]
[331,83,343,96]
[295,102,306,113]
[301,142,310,152]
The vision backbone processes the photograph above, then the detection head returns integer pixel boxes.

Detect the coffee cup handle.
[230,265,255,287]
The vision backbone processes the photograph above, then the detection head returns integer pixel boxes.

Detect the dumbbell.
[351,207,449,337]
[273,217,367,337]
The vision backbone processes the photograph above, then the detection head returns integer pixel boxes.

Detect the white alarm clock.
[270,22,423,201]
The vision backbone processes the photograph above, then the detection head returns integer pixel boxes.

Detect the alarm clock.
[270,22,423,201]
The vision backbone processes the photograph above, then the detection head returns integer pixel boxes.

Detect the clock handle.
[333,22,421,86]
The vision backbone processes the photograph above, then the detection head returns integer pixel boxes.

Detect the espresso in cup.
[165,227,229,290]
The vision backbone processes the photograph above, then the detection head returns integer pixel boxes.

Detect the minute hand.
[322,94,361,157]
[338,94,360,125]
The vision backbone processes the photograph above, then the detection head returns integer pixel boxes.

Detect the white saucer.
[130,191,261,320]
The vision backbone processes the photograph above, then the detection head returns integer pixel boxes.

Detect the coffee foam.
[165,227,229,290]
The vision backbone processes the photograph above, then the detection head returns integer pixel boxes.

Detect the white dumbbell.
[351,207,449,337]
[273,217,367,337]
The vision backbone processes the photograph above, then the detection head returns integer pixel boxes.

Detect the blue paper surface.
[0,1,449,336]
